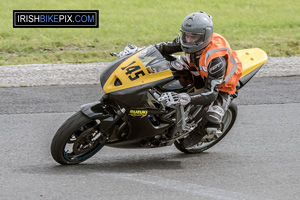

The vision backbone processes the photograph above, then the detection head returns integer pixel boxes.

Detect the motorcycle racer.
[154,11,243,147]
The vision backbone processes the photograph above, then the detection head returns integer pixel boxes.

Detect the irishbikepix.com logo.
[13,10,99,28]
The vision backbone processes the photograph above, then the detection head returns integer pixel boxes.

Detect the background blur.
[1,0,299,65]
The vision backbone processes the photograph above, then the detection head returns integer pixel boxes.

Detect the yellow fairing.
[236,48,268,77]
[103,51,173,94]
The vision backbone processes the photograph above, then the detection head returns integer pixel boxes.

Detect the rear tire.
[174,101,238,154]
[51,111,105,165]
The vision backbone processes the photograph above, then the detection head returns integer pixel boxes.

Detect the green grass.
[0,0,299,65]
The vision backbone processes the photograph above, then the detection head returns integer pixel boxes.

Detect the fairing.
[101,46,173,93]
[101,46,174,107]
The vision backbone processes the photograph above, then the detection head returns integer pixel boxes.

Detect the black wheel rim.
[63,120,104,161]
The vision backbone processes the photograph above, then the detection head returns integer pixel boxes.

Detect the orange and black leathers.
[189,56,227,105]
[155,34,233,106]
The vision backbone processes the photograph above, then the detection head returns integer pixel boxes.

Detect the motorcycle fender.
[80,101,113,120]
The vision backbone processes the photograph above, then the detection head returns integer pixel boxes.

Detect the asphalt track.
[1,76,300,200]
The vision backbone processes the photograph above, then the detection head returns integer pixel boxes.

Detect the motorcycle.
[51,45,267,165]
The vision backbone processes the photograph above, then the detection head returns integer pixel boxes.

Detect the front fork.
[80,96,126,143]
[97,108,126,143]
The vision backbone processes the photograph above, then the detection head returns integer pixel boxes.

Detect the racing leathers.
[156,35,228,103]
[155,34,239,147]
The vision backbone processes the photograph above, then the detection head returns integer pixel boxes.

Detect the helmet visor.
[181,32,205,45]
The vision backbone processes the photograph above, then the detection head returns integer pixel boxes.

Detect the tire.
[51,111,105,165]
[174,101,238,154]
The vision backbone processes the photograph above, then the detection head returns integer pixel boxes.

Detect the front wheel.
[51,111,106,165]
[174,101,238,154]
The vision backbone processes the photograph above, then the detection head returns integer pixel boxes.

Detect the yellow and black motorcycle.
[51,45,267,165]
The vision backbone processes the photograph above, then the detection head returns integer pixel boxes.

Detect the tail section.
[236,48,268,89]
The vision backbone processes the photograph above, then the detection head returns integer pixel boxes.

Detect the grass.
[0,0,299,65]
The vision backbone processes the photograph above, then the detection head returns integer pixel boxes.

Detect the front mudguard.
[80,101,113,120]
[80,101,125,135]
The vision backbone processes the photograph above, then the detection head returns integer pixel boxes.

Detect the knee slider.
[205,105,225,125]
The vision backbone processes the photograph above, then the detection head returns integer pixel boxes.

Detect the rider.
[156,11,243,147]
[115,11,243,148]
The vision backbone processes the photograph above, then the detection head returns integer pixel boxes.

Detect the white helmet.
[180,11,214,54]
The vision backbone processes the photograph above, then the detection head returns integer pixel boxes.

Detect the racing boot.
[200,105,224,142]
[181,128,206,148]
[182,127,222,148]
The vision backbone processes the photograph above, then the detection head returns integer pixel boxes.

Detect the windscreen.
[137,46,170,73]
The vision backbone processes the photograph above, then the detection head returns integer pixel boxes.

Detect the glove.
[110,45,138,58]
[170,60,185,70]
[158,92,191,107]
[169,55,190,71]
[178,93,191,106]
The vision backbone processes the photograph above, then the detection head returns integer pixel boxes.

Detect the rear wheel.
[51,111,106,165]
[174,102,238,154]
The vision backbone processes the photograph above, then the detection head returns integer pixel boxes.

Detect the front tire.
[51,111,106,165]
[174,101,238,154]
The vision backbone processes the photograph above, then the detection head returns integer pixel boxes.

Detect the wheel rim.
[63,120,104,161]
[184,109,233,151]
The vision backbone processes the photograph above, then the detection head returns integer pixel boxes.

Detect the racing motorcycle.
[51,45,267,165]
